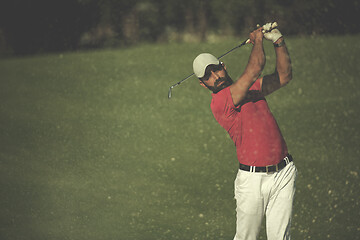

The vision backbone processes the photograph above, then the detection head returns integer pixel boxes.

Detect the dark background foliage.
[0,0,359,55]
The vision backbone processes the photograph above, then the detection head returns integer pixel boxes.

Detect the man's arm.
[230,28,265,106]
[260,36,292,96]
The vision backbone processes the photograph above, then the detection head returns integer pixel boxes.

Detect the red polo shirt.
[211,79,288,166]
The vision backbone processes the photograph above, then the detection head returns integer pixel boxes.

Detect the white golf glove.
[262,22,282,43]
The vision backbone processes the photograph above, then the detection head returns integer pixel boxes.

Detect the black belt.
[239,154,293,173]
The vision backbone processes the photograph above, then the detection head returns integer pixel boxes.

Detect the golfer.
[193,23,297,240]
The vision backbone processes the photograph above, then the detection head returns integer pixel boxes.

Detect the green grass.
[0,35,359,240]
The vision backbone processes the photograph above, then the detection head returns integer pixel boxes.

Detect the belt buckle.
[266,164,278,173]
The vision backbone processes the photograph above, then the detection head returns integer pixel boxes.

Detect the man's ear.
[221,62,226,70]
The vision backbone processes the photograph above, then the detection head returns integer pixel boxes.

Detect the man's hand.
[263,22,282,43]
[249,27,264,44]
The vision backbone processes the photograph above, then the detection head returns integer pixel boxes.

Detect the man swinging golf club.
[193,22,297,240]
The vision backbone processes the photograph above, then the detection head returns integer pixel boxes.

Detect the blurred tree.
[0,0,359,55]
[0,0,97,54]
[158,0,208,40]
[0,28,13,56]
[173,0,209,40]
[209,0,244,35]
[137,1,163,42]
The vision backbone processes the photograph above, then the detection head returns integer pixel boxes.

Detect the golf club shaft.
[168,38,250,99]
[217,38,250,59]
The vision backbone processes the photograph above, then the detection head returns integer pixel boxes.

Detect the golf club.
[167,38,250,99]
[168,22,278,99]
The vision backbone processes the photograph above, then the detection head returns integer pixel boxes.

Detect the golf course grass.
[0,34,359,240]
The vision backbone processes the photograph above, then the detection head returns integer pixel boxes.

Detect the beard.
[207,72,233,93]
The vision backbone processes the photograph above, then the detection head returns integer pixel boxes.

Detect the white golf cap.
[193,53,220,78]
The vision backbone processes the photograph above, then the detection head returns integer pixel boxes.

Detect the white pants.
[233,162,297,240]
